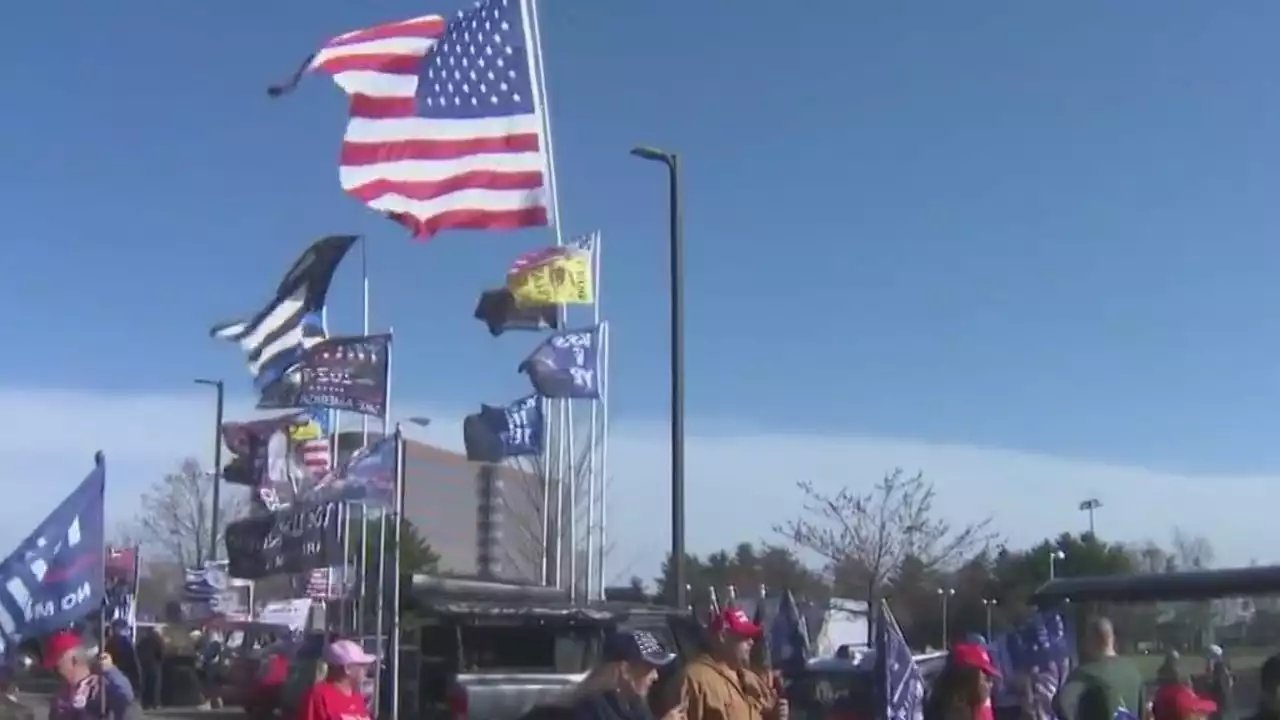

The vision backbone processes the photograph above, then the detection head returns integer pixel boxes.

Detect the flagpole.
[389,423,406,720]
[585,231,602,600]
[131,547,141,637]
[538,396,552,585]
[598,319,610,598]
[95,451,107,718]
[355,238,372,638]
[525,0,569,592]
[373,329,393,717]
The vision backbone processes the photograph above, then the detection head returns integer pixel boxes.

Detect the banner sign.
[224,501,343,579]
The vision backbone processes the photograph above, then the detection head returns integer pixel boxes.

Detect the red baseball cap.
[43,631,82,669]
[1161,685,1217,718]
[709,606,762,638]
[949,643,1001,677]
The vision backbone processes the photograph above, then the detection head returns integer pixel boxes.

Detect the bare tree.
[776,469,996,606]
[1171,526,1215,570]
[507,435,610,596]
[135,458,244,568]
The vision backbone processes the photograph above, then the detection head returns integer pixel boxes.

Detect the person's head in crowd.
[579,630,677,700]
[323,640,377,689]
[1258,654,1280,710]
[705,607,761,667]
[1157,651,1186,686]
[1080,617,1117,661]
[926,643,1001,720]
[44,631,92,685]
[1205,645,1225,671]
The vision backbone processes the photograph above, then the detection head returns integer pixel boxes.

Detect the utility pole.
[1078,498,1102,536]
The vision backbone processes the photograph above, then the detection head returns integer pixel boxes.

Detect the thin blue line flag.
[519,326,602,399]
[0,462,106,654]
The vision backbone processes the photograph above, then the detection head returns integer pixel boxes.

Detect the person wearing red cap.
[1152,683,1218,720]
[675,607,788,720]
[45,631,139,720]
[924,643,1001,720]
[297,639,377,720]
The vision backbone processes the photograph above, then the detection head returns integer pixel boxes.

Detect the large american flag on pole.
[275,0,550,239]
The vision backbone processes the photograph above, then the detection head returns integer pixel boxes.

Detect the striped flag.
[271,0,550,239]
[210,235,357,387]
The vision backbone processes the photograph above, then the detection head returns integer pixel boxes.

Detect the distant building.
[335,431,556,583]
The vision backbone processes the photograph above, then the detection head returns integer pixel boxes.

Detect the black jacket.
[571,691,656,720]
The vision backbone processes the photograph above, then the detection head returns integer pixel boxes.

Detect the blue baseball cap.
[605,630,676,666]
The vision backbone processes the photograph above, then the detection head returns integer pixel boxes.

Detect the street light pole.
[194,378,225,565]
[1049,549,1066,579]
[630,145,686,610]
[1078,498,1102,536]
[937,587,956,647]
[981,598,998,639]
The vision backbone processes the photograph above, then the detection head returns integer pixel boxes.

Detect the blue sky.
[3,1,1280,573]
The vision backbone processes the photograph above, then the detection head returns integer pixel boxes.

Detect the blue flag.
[463,395,545,461]
[768,589,812,674]
[0,462,105,653]
[989,611,1073,720]
[875,600,923,720]
[309,434,397,507]
[519,326,602,399]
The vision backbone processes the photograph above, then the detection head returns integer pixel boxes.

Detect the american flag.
[291,0,550,239]
[298,437,332,478]
[875,600,924,720]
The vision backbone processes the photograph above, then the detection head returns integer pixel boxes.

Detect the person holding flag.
[923,644,1002,720]
[45,631,141,720]
[676,607,789,720]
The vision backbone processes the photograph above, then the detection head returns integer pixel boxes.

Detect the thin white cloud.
[0,387,1268,581]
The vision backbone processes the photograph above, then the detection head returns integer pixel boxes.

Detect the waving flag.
[519,326,601,399]
[993,611,1072,720]
[0,461,106,653]
[768,589,811,674]
[258,334,392,418]
[309,434,397,507]
[210,235,356,387]
[875,600,924,720]
[270,0,549,238]
[507,239,593,306]
[474,287,559,336]
[463,395,544,462]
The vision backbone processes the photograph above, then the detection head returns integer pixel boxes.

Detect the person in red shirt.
[1152,683,1217,720]
[297,640,376,720]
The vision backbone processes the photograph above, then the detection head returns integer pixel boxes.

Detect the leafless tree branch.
[135,458,246,568]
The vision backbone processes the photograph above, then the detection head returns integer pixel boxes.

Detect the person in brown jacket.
[678,607,789,720]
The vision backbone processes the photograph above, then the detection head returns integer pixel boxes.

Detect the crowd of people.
[9,609,1280,720]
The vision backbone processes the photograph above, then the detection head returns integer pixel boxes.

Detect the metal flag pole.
[131,546,142,638]
[585,231,601,600]
[94,451,107,717]
[355,238,372,637]
[373,329,393,716]
[389,423,406,720]
[597,319,611,597]
[538,396,552,585]
[525,0,568,591]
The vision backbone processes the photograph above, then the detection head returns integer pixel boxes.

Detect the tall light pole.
[981,598,998,639]
[194,378,225,565]
[937,587,956,647]
[1049,549,1066,579]
[630,145,685,610]
[1078,498,1102,536]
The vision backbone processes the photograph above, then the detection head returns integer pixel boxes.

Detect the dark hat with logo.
[605,629,676,666]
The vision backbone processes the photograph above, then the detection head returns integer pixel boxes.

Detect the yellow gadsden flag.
[507,246,594,305]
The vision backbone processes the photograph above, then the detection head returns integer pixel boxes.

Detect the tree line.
[646,470,1239,650]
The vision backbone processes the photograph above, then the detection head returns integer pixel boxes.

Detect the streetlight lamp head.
[194,378,221,387]
[1051,550,1066,560]
[630,146,672,163]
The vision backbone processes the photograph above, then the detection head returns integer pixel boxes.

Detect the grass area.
[1125,648,1275,682]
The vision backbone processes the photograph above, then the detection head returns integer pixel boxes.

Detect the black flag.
[473,288,559,336]
[258,334,391,418]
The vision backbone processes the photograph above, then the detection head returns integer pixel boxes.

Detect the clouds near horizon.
[1,386,1269,579]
